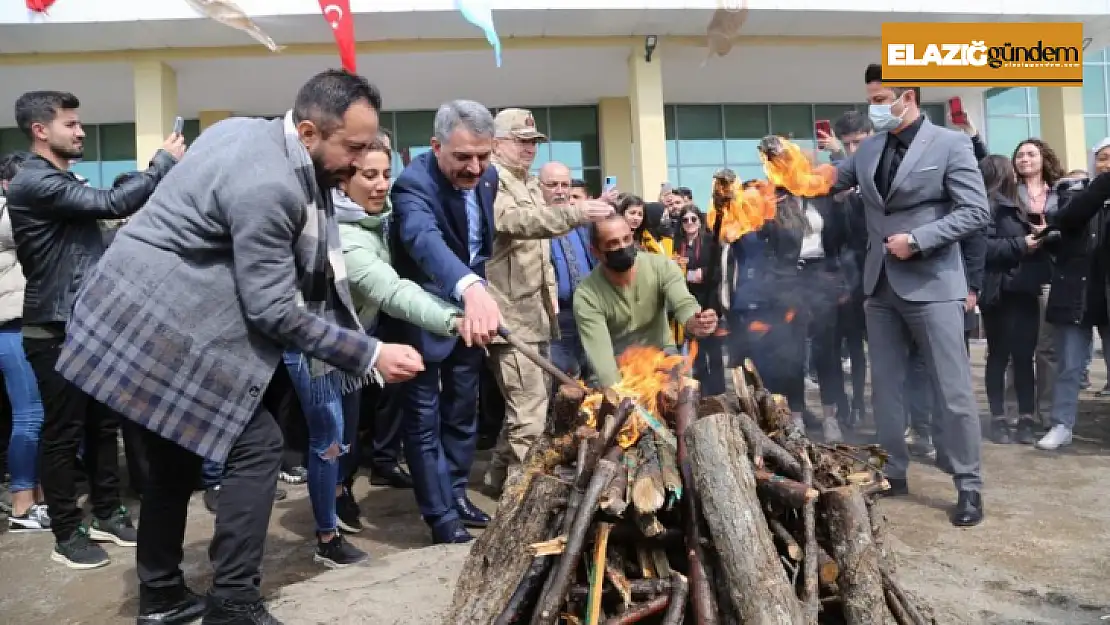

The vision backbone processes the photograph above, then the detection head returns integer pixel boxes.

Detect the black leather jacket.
[5,151,176,327]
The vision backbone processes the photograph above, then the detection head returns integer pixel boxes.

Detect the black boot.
[202,595,282,625]
[1015,417,1037,445]
[951,490,984,527]
[989,418,1013,444]
[137,584,206,624]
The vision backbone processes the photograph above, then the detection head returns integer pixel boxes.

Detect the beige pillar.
[133,60,178,165]
[199,110,233,131]
[1037,87,1087,172]
[627,49,668,199]
[597,97,635,193]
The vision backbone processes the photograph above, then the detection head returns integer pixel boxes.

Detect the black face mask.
[603,244,637,272]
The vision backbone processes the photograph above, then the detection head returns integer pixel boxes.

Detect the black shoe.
[1015,418,1037,445]
[431,519,473,544]
[879,477,909,498]
[313,534,369,569]
[335,490,364,534]
[369,464,414,489]
[90,506,138,547]
[951,490,983,527]
[990,419,1013,445]
[51,527,111,570]
[202,595,282,625]
[138,585,206,624]
[455,496,490,528]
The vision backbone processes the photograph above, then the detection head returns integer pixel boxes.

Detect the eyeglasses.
[542,181,571,189]
[682,216,699,224]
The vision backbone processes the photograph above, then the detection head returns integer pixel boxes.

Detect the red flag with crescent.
[318,0,356,73]
[27,0,57,13]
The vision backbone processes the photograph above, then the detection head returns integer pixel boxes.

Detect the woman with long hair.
[617,194,672,256]
[979,154,1052,443]
[675,207,725,395]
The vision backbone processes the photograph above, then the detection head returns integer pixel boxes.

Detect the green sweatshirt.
[572,252,700,388]
[339,206,460,336]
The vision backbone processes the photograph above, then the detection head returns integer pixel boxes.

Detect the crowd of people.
[0,63,1109,624]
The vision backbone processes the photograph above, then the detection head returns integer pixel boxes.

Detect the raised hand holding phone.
[162,117,187,160]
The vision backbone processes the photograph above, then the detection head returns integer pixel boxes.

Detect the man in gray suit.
[831,64,990,527]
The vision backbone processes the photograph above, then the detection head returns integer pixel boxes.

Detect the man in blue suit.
[389,100,502,544]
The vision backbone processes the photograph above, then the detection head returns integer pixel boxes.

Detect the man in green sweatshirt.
[573,213,719,388]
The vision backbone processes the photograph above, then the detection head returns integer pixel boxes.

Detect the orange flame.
[784,308,796,323]
[581,345,696,448]
[749,320,771,335]
[706,137,837,244]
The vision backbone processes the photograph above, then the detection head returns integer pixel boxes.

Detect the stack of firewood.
[447,359,932,625]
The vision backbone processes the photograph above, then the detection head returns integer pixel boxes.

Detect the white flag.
[184,0,284,52]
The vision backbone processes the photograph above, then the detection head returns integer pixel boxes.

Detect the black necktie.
[877,138,905,198]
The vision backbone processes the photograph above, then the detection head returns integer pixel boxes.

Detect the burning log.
[686,413,804,623]
[466,351,931,625]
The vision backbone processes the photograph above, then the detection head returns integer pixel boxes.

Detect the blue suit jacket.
[388,151,497,362]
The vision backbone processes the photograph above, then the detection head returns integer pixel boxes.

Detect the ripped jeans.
[283,351,349,535]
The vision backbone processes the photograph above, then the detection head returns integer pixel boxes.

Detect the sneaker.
[9,503,51,532]
[279,466,308,485]
[51,527,110,570]
[1015,417,1038,445]
[335,490,363,534]
[313,534,369,569]
[990,419,1014,445]
[203,595,283,625]
[908,434,937,460]
[1035,424,1073,451]
[89,506,137,547]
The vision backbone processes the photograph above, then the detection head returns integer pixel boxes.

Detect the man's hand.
[1024,234,1042,251]
[817,129,843,154]
[162,133,186,160]
[581,199,616,222]
[599,187,620,205]
[460,282,501,347]
[885,233,916,260]
[685,309,719,337]
[949,112,978,137]
[965,290,978,313]
[375,343,425,383]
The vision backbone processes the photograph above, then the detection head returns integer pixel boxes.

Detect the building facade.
[1,1,1109,208]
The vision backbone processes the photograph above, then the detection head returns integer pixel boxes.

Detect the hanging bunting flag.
[455,0,502,67]
[185,0,283,52]
[27,0,56,16]
[318,0,357,73]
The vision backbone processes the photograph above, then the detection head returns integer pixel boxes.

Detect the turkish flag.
[318,1,356,73]
[27,0,57,13]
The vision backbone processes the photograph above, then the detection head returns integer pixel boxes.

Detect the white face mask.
[869,95,908,132]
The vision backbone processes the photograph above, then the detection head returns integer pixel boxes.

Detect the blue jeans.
[283,351,347,535]
[0,327,44,492]
[1051,324,1094,429]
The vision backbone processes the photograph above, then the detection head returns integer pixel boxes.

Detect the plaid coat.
[56,117,380,463]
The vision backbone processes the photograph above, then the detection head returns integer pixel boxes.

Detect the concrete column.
[199,110,233,131]
[1037,87,1087,172]
[627,49,668,199]
[597,97,635,193]
[133,60,178,165]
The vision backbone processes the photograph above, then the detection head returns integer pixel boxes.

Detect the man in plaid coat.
[56,71,424,624]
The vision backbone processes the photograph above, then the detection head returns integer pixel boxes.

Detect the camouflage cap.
[494,108,547,142]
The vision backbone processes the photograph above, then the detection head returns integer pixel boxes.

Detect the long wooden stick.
[601,595,670,625]
[882,570,928,625]
[659,573,689,625]
[800,446,819,623]
[674,386,719,625]
[493,511,566,625]
[767,517,801,561]
[498,326,580,388]
[736,412,803,479]
[585,522,613,625]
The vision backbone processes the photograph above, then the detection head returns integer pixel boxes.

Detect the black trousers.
[360,382,402,472]
[836,295,868,413]
[983,292,1040,417]
[692,335,727,397]
[24,335,122,543]
[136,367,287,603]
[800,263,844,409]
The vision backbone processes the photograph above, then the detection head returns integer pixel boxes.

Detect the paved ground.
[2,342,1110,624]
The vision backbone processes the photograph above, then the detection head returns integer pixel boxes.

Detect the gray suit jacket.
[56,117,380,463]
[834,118,990,303]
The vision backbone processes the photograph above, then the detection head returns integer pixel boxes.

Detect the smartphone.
[172,116,184,136]
[948,97,967,125]
[604,176,617,192]
[814,119,831,138]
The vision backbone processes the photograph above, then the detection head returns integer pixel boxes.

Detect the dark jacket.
[5,151,175,328]
[1045,173,1110,326]
[676,231,714,307]
[980,193,1051,307]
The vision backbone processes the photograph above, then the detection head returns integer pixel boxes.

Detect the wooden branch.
[530,447,621,625]
[604,557,634,609]
[882,571,929,625]
[660,573,690,625]
[743,358,765,390]
[736,412,802,480]
[650,547,672,578]
[568,578,673,602]
[821,486,886,624]
[655,434,682,507]
[674,385,720,625]
[818,548,840,588]
[767,518,801,561]
[601,595,670,625]
[549,384,588,437]
[599,451,631,517]
[528,536,566,557]
[731,367,760,418]
[585,523,613,625]
[800,447,819,624]
[631,431,666,514]
[686,413,804,623]
[755,469,820,508]
[631,509,665,538]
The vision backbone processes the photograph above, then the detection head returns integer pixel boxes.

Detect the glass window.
[582,169,602,198]
[1083,64,1108,114]
[81,124,101,162]
[922,103,946,126]
[724,105,768,166]
[667,167,678,188]
[0,128,27,155]
[664,105,676,141]
[394,110,435,154]
[769,104,813,141]
[813,104,857,128]
[985,87,1030,116]
[985,117,1034,155]
[677,140,725,166]
[1088,48,1106,64]
[101,160,139,187]
[676,166,721,210]
[674,105,723,140]
[549,106,599,168]
[69,162,101,188]
[1029,88,1039,115]
[1086,116,1109,150]
[666,140,677,165]
[99,123,136,161]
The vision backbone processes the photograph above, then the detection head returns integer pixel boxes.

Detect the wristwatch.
[907,234,921,254]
